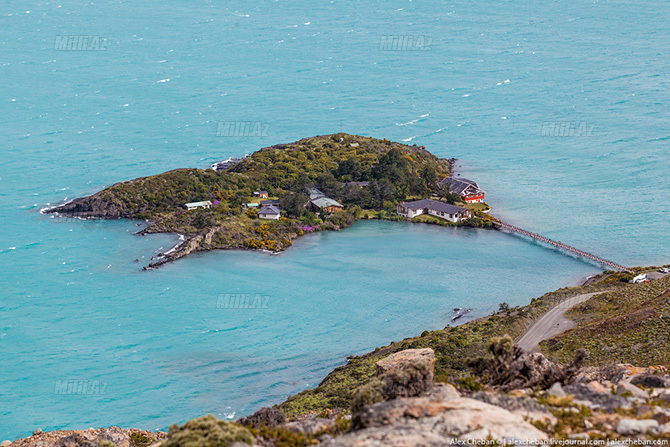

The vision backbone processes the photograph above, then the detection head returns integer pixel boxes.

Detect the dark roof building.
[438,177,486,203]
[342,181,370,187]
[258,205,281,220]
[397,199,471,223]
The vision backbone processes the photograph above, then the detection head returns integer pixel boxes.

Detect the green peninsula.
[49,133,494,268]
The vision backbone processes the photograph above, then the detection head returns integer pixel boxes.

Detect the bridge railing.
[494,221,632,273]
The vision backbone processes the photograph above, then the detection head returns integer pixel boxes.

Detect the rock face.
[238,406,286,428]
[333,349,548,446]
[7,428,164,447]
[352,350,436,415]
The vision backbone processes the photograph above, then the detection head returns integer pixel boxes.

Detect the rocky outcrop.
[238,407,286,429]
[326,388,547,446]
[374,348,435,377]
[471,336,586,391]
[6,427,164,447]
[339,349,548,446]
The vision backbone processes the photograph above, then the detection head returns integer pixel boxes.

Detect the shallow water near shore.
[1,0,669,439]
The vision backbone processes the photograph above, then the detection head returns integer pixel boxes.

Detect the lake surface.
[1,0,668,439]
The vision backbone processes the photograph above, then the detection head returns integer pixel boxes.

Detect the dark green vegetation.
[50,133,490,266]
[280,275,670,417]
[163,415,254,447]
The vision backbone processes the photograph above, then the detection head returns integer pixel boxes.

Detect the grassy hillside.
[541,275,670,365]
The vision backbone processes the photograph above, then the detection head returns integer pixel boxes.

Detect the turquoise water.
[1,0,668,439]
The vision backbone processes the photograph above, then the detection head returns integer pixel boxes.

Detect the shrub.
[164,414,254,447]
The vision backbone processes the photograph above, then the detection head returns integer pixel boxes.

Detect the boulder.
[470,391,557,425]
[352,348,437,415]
[654,407,670,425]
[375,349,435,378]
[630,374,670,389]
[564,382,631,411]
[284,418,336,436]
[616,418,659,435]
[354,396,547,442]
[547,382,566,398]
[1,442,11,447]
[237,406,285,428]
[426,383,460,401]
[616,381,648,399]
[587,381,609,394]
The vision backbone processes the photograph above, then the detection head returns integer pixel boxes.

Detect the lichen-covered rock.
[470,391,557,425]
[284,418,336,436]
[375,348,435,378]
[564,382,631,411]
[163,415,254,447]
[352,349,436,415]
[616,418,659,435]
[616,381,648,399]
[354,396,547,442]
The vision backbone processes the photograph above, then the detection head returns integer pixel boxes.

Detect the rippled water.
[1,0,668,439]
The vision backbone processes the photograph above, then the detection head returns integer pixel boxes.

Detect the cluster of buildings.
[183,175,485,224]
[243,194,281,220]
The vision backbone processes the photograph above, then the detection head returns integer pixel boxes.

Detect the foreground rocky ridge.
[8,274,670,445]
[8,348,670,447]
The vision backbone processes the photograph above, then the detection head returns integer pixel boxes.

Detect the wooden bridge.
[494,220,633,273]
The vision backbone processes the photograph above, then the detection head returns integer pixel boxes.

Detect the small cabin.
[184,201,213,211]
[258,205,281,220]
[310,197,343,214]
[254,191,269,199]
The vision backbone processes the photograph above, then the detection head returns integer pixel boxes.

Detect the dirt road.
[516,292,607,352]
